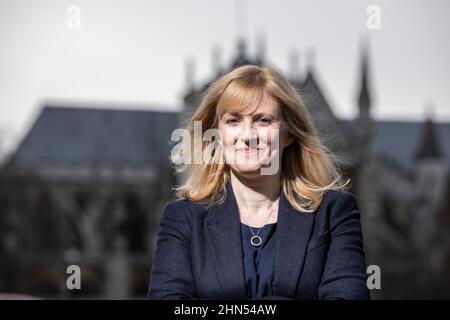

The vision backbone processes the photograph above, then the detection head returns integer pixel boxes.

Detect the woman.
[148,65,370,300]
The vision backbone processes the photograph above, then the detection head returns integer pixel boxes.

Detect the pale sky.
[0,0,449,158]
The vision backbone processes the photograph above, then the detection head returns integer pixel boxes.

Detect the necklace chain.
[240,205,277,247]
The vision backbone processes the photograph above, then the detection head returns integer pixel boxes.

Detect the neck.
[229,169,281,215]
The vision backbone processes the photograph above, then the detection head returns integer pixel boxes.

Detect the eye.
[225,117,239,125]
[257,118,272,125]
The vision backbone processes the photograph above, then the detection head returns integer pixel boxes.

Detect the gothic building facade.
[0,39,449,299]
[182,39,450,299]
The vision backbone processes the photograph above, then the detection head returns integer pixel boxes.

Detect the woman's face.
[218,91,294,177]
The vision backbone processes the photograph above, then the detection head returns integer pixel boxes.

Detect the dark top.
[148,183,370,300]
[240,222,277,299]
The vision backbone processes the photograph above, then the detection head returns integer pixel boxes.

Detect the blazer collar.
[206,181,314,299]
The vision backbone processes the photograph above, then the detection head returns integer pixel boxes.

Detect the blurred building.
[0,38,449,299]
[0,108,178,298]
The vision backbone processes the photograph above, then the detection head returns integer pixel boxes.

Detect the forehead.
[218,90,280,117]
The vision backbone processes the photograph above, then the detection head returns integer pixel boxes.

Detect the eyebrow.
[224,112,279,118]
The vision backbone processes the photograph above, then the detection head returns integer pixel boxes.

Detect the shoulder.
[322,189,358,207]
[157,199,207,242]
[319,189,361,229]
[164,198,207,212]
[161,198,207,222]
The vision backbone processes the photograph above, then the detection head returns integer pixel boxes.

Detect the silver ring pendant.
[251,236,262,247]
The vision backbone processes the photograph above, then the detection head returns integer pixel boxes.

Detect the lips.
[237,148,264,153]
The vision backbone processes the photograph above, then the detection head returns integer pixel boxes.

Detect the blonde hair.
[172,65,350,213]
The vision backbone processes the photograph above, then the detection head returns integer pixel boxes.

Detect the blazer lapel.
[206,182,247,299]
[273,191,314,298]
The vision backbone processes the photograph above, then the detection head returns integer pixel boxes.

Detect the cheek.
[272,124,290,148]
[257,127,281,149]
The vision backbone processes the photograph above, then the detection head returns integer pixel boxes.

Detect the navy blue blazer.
[148,182,370,300]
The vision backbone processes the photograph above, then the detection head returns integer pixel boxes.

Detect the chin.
[234,164,263,177]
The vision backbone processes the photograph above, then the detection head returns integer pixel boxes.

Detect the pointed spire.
[211,44,222,77]
[357,40,371,117]
[184,56,195,91]
[255,30,266,66]
[415,104,443,160]
[231,38,252,68]
[355,39,374,160]
[235,0,248,43]
[305,48,315,75]
[288,48,301,80]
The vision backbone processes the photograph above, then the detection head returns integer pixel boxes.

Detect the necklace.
[240,206,276,247]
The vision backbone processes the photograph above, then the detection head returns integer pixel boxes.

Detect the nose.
[239,121,259,146]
